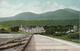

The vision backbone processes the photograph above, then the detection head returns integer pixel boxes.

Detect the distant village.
[19,25,79,34]
[0,24,79,34]
[19,25,45,33]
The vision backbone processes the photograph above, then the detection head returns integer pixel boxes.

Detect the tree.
[65,25,73,32]
[0,28,9,33]
[10,26,19,32]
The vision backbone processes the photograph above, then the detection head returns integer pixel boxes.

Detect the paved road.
[27,34,80,51]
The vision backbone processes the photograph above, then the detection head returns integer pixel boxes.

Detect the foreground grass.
[40,33,80,43]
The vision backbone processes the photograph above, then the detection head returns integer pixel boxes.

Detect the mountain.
[0,8,79,22]
[40,8,79,20]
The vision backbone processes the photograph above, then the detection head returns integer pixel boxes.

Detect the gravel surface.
[0,34,31,51]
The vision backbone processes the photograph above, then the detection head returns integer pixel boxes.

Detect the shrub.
[67,33,79,39]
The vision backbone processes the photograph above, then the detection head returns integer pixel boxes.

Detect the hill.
[0,8,79,25]
[0,8,79,21]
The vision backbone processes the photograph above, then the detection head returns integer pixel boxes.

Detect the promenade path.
[0,34,80,51]
[26,34,80,51]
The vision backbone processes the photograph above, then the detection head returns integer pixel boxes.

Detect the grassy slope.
[0,19,78,26]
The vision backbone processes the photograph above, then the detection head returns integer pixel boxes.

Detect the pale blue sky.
[0,0,80,17]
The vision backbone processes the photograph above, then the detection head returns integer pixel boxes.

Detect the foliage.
[10,26,19,32]
[0,28,10,33]
[41,25,80,43]
[67,33,79,39]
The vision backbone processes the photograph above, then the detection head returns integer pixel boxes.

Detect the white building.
[19,25,45,33]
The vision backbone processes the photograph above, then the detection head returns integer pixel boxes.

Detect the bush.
[10,26,19,32]
[0,28,9,33]
[67,33,79,39]
[53,33,66,36]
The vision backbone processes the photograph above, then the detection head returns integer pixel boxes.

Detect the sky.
[0,0,80,17]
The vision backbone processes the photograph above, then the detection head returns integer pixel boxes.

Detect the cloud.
[0,0,79,17]
[0,0,24,17]
[0,0,64,17]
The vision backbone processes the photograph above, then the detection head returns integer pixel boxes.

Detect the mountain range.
[0,8,79,22]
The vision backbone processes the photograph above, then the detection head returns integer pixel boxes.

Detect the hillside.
[40,8,79,20]
[0,19,78,26]
[0,8,79,21]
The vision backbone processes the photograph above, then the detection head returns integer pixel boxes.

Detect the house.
[19,25,45,33]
